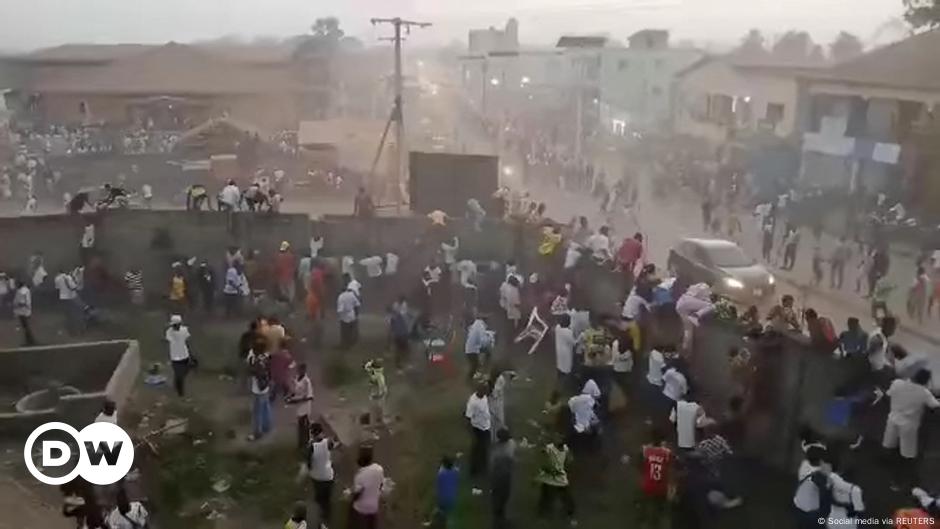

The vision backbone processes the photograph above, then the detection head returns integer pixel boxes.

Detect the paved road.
[414,63,940,383]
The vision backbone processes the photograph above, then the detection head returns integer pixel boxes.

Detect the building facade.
[798,30,940,207]
[0,41,332,132]
[673,58,817,145]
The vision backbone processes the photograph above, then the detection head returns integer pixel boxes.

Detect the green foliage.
[904,0,940,29]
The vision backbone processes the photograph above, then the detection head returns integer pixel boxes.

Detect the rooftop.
[29,43,307,95]
[556,36,609,49]
[803,29,940,91]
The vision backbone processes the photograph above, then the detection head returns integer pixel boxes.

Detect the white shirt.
[662,368,688,402]
[425,265,442,284]
[347,279,362,297]
[165,326,191,361]
[352,463,385,515]
[647,349,666,386]
[80,225,95,248]
[568,393,597,433]
[586,233,611,260]
[219,184,241,207]
[465,393,491,431]
[670,400,701,449]
[385,253,399,275]
[793,460,823,512]
[106,503,149,529]
[54,273,78,300]
[499,282,521,320]
[564,243,582,269]
[867,329,889,371]
[360,256,384,278]
[611,340,633,373]
[828,474,864,529]
[141,184,153,199]
[582,379,602,399]
[223,267,243,295]
[336,290,360,323]
[292,375,313,418]
[456,260,477,287]
[621,291,649,320]
[554,325,576,374]
[441,240,459,265]
[886,379,940,428]
[341,256,355,277]
[309,438,334,481]
[310,236,324,258]
[13,286,32,317]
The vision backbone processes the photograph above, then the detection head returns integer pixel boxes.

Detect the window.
[651,86,663,96]
[765,103,785,124]
[618,59,630,71]
[654,59,664,69]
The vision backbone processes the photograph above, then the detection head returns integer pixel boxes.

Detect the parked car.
[667,238,775,304]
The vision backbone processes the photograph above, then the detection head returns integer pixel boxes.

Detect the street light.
[490,78,501,86]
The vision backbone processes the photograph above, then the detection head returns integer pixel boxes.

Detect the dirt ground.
[0,287,930,529]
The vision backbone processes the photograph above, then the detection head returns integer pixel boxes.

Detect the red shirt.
[641,445,672,497]
[274,251,296,284]
[617,238,643,265]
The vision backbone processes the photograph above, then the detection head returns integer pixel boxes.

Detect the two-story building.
[673,57,822,144]
[798,29,940,210]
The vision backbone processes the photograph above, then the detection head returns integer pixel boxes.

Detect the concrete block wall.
[0,340,139,436]
[0,210,312,297]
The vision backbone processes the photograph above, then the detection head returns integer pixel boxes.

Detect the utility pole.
[370,17,431,212]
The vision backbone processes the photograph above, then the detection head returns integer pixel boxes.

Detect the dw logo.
[23,422,135,485]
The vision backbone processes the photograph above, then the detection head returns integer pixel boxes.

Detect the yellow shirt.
[538,229,562,256]
[169,276,186,301]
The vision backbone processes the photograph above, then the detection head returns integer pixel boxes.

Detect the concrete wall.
[0,340,139,436]
[0,210,532,303]
[0,210,312,297]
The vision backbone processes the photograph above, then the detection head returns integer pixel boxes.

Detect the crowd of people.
[3,109,940,529]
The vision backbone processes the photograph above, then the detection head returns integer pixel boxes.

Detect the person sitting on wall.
[185,184,210,211]
[96,183,128,209]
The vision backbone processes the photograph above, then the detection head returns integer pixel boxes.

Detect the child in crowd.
[364,358,388,428]
[433,455,460,527]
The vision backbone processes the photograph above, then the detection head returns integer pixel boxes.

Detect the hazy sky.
[0,0,905,51]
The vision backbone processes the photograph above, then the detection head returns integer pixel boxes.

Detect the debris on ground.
[162,417,188,436]
[211,476,231,493]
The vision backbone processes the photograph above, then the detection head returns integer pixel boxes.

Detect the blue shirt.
[436,467,460,510]
[465,319,490,355]
[838,329,868,357]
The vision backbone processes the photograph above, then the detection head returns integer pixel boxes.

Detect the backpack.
[818,317,837,348]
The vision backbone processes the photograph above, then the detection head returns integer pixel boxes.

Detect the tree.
[903,0,940,29]
[829,31,865,63]
[294,16,347,59]
[771,30,816,61]
[312,17,345,42]
[734,29,768,58]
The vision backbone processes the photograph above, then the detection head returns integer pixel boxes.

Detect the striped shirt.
[124,270,143,292]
